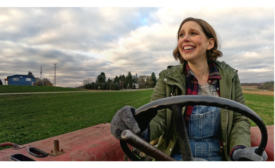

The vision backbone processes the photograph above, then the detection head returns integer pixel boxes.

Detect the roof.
[7,75,35,79]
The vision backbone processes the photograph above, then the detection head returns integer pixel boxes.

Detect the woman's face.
[178,21,214,63]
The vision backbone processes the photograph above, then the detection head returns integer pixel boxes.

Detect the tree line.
[257,81,274,91]
[83,71,157,90]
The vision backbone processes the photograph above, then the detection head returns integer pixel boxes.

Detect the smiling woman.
[110,17,268,161]
[173,17,222,64]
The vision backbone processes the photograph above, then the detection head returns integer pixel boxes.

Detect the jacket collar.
[215,60,238,79]
[164,60,238,98]
[165,60,237,81]
[164,63,186,92]
[215,60,238,99]
[166,63,185,80]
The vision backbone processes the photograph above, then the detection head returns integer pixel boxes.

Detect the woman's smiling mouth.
[183,45,195,53]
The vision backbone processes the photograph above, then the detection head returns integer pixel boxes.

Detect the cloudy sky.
[0,6,273,87]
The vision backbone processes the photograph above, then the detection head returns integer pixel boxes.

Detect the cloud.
[0,7,273,87]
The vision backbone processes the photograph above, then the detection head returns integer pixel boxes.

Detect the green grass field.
[0,90,273,150]
[0,90,154,150]
[0,85,83,93]
[243,93,274,126]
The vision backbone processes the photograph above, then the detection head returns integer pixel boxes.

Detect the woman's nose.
[182,34,190,42]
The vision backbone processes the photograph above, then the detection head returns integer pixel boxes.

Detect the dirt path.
[242,90,274,96]
[0,89,154,95]
[242,86,274,96]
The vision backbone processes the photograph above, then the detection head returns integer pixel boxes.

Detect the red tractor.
[0,96,273,161]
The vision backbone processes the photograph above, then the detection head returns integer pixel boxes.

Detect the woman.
[111,17,267,161]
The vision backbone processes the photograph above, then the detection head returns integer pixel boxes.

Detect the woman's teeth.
[184,46,194,50]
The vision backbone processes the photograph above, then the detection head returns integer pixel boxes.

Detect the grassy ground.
[0,90,154,150]
[0,85,84,93]
[243,93,274,126]
[0,90,273,150]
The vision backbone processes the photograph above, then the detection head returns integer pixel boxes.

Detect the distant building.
[7,75,35,86]
[137,75,151,88]
[139,75,150,82]
[132,82,139,89]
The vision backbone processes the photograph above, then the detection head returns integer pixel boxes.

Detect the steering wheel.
[119,95,268,161]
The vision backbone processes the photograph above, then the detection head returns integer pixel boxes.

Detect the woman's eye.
[179,33,184,37]
[191,32,197,35]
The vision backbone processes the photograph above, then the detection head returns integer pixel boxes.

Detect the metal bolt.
[54,140,60,152]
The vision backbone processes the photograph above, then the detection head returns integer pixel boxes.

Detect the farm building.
[7,75,35,86]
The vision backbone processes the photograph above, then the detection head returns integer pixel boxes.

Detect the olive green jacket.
[149,60,251,161]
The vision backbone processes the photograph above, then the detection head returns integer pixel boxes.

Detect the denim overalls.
[172,84,223,161]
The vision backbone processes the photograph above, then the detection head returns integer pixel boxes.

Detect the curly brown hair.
[173,17,223,63]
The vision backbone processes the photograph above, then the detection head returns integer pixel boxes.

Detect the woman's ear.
[207,38,215,50]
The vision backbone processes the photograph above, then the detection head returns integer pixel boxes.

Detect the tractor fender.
[251,125,274,161]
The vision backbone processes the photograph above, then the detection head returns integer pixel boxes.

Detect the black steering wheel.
[119,95,268,161]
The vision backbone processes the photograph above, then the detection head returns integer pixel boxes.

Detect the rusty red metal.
[0,142,15,147]
[0,124,273,161]
[0,123,125,161]
[250,125,274,161]
[0,142,25,150]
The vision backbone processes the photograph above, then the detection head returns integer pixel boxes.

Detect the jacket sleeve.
[229,74,251,151]
[149,71,168,141]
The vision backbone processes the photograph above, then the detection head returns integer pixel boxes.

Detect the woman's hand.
[110,106,140,140]
[232,147,268,161]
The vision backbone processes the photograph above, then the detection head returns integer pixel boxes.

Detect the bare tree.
[83,78,93,86]
[258,81,274,91]
[42,78,53,86]
[138,77,146,88]
[145,76,150,87]
[35,78,42,86]
[35,78,53,86]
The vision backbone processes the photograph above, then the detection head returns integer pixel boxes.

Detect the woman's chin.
[180,52,208,63]
[181,55,197,62]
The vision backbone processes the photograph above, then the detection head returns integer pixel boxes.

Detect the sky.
[0,5,274,87]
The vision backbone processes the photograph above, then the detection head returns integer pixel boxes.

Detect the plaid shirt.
[184,61,221,122]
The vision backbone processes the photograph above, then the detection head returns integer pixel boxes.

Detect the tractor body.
[0,123,273,161]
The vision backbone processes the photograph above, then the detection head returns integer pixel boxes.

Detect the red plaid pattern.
[184,61,221,122]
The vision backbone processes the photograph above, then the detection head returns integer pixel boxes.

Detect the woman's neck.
[188,60,209,85]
